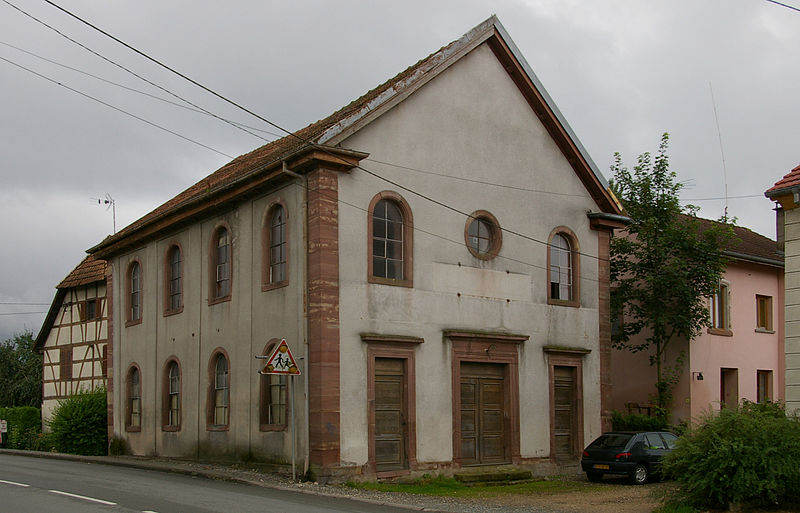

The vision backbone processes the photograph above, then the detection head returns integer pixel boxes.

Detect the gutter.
[723,250,784,268]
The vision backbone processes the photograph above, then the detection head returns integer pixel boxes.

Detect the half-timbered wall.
[42,281,108,423]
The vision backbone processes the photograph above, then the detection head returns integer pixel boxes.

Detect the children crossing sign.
[259,339,301,375]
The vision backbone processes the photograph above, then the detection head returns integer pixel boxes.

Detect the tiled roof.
[91,37,461,252]
[692,217,781,264]
[765,164,800,196]
[58,255,107,289]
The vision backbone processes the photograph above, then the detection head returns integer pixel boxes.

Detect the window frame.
[207,349,230,430]
[262,201,289,291]
[162,358,181,431]
[126,260,143,326]
[547,227,580,307]
[709,280,732,336]
[164,243,184,316]
[367,191,413,288]
[60,346,72,382]
[126,364,142,432]
[464,210,502,261]
[209,225,232,304]
[259,339,288,431]
[757,369,773,403]
[756,295,774,333]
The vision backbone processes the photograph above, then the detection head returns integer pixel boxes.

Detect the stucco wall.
[112,185,307,461]
[609,259,783,423]
[336,43,604,467]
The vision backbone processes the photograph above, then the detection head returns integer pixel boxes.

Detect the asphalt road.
[0,453,420,513]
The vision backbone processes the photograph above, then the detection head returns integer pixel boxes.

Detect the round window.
[465,211,501,260]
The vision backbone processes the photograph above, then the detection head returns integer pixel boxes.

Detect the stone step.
[453,468,533,485]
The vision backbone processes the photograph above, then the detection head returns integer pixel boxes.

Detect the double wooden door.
[460,362,507,465]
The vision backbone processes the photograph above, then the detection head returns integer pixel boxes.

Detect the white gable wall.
[337,42,603,466]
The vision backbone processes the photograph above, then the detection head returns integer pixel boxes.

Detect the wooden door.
[460,362,507,465]
[553,365,577,460]
[374,358,406,471]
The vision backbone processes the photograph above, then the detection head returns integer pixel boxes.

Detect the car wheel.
[629,463,648,485]
[586,472,603,482]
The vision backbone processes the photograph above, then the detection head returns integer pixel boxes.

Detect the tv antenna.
[91,193,116,233]
[709,82,729,219]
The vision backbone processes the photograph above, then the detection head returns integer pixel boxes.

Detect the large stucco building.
[609,220,784,422]
[87,17,624,479]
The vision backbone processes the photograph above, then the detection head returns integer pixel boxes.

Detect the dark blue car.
[580,431,678,484]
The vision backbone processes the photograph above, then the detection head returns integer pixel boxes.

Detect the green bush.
[48,388,107,456]
[611,410,668,431]
[662,401,800,510]
[0,406,42,449]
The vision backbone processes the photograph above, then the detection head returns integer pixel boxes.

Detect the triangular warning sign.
[261,339,301,375]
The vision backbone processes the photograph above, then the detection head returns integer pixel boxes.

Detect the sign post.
[256,339,301,480]
[0,419,7,448]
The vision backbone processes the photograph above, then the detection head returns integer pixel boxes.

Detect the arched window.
[208,352,229,428]
[368,192,413,287]
[211,227,231,301]
[127,261,142,324]
[162,359,181,430]
[259,340,287,430]
[126,365,141,431]
[548,228,580,307]
[264,204,288,288]
[165,245,182,313]
[465,211,502,260]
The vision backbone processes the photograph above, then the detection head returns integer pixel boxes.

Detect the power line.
[2,0,269,143]
[0,302,50,306]
[0,40,284,140]
[44,0,611,262]
[0,54,234,158]
[764,0,800,12]
[0,311,47,316]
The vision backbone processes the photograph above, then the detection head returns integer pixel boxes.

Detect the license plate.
[593,464,610,470]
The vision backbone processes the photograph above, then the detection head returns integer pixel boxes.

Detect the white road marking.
[142,510,159,512]
[49,489,117,505]
[0,479,30,487]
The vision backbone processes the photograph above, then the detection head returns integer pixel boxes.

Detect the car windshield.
[588,433,633,449]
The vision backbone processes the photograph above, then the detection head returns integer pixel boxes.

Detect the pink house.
[610,220,784,423]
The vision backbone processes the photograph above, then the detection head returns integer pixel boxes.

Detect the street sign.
[0,420,6,433]
[260,339,301,375]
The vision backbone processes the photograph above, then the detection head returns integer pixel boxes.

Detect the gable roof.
[57,255,107,289]
[765,164,800,210]
[35,255,108,352]
[692,217,782,267]
[89,16,620,259]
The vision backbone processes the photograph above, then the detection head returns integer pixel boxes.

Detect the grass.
[345,474,604,498]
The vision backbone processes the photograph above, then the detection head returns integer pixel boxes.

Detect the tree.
[0,331,43,407]
[610,133,733,414]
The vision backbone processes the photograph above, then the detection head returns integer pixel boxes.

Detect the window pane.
[373,257,386,278]
[385,202,402,222]
[386,259,403,280]
[386,220,402,241]
[373,239,385,258]
[386,240,402,260]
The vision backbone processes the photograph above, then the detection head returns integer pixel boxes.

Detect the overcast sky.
[1,0,797,341]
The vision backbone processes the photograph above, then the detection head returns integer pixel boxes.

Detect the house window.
[211,353,229,427]
[60,347,72,381]
[720,368,738,409]
[166,245,182,313]
[128,261,142,323]
[163,360,180,429]
[756,295,773,331]
[465,211,502,260]
[259,341,286,430]
[83,299,99,321]
[710,282,730,333]
[757,370,773,403]
[265,204,287,287]
[127,366,141,430]
[368,192,413,287]
[101,345,108,377]
[548,228,580,306]
[372,200,404,280]
[212,227,231,300]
